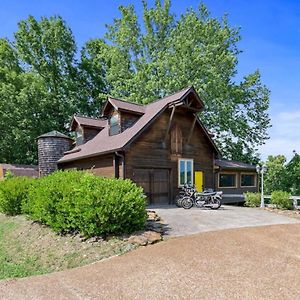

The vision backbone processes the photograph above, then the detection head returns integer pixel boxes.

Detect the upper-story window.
[75,126,84,145]
[171,124,182,154]
[109,113,120,136]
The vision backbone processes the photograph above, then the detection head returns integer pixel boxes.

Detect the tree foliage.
[264,155,287,195]
[82,1,270,162]
[0,2,270,164]
[0,16,91,164]
[264,153,300,196]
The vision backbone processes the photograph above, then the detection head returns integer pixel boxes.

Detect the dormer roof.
[70,115,107,131]
[102,97,145,116]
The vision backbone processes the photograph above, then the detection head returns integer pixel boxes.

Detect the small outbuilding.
[0,163,38,179]
[214,159,258,203]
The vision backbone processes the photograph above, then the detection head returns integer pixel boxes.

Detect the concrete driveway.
[153,205,300,236]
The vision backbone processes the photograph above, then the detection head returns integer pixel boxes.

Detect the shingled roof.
[103,97,145,115]
[215,159,256,171]
[58,87,219,163]
[71,115,107,130]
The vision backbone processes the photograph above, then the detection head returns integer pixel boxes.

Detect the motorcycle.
[177,185,223,210]
[175,184,194,207]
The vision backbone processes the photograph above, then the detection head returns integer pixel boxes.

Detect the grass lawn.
[0,213,133,280]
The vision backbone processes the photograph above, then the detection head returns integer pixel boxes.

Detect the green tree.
[82,1,270,162]
[0,16,87,164]
[264,155,287,195]
[284,152,300,195]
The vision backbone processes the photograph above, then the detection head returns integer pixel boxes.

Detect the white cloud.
[259,110,300,160]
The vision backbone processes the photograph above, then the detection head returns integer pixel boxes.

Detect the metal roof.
[37,130,73,140]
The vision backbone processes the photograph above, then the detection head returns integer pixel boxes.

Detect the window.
[171,124,182,154]
[76,127,84,145]
[179,159,193,186]
[219,173,236,188]
[109,113,120,136]
[241,174,256,187]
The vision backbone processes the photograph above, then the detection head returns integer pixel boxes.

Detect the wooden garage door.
[132,168,170,205]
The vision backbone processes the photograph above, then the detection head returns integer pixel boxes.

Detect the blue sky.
[1,0,300,161]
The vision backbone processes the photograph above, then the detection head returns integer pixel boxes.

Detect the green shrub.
[244,192,261,207]
[270,190,292,210]
[0,177,34,215]
[24,170,147,237]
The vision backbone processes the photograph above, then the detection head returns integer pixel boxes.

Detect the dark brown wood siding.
[120,112,140,132]
[83,127,101,143]
[59,154,116,178]
[125,107,215,203]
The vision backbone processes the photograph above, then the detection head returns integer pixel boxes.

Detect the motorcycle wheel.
[210,198,221,210]
[181,197,193,209]
[175,195,183,207]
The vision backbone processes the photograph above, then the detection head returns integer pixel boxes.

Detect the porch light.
[256,164,267,208]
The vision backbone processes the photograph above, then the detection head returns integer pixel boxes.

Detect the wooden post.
[187,115,197,144]
[163,105,176,148]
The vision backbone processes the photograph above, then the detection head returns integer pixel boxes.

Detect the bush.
[0,177,34,215]
[270,190,292,210]
[24,170,147,237]
[244,192,261,207]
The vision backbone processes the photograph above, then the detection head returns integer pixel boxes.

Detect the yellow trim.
[240,173,257,188]
[0,165,3,180]
[218,172,237,188]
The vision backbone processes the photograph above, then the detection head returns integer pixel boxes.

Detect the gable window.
[109,113,120,136]
[171,124,182,154]
[241,173,256,187]
[179,159,193,186]
[219,173,236,188]
[75,126,84,145]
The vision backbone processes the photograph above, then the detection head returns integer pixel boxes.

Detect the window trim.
[240,172,257,188]
[178,158,194,187]
[218,172,237,188]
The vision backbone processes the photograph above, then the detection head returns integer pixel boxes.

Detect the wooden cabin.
[214,159,258,203]
[58,87,258,204]
[59,87,220,204]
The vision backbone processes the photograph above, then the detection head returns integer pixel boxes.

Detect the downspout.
[115,151,125,179]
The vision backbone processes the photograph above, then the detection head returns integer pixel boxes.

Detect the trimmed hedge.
[0,177,34,215]
[270,190,292,210]
[23,170,147,237]
[244,192,261,207]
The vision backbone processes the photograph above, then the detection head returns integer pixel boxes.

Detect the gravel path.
[1,223,299,300]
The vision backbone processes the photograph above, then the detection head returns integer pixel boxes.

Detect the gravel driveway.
[1,224,299,300]
[153,205,300,236]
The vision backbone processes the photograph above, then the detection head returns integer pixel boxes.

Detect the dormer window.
[76,126,84,145]
[109,113,120,136]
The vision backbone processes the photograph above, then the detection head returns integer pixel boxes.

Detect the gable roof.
[58,87,219,163]
[71,115,107,130]
[215,159,256,171]
[102,97,145,115]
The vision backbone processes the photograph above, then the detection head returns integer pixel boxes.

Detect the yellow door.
[195,171,204,192]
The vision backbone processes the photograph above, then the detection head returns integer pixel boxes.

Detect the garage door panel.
[132,168,170,205]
